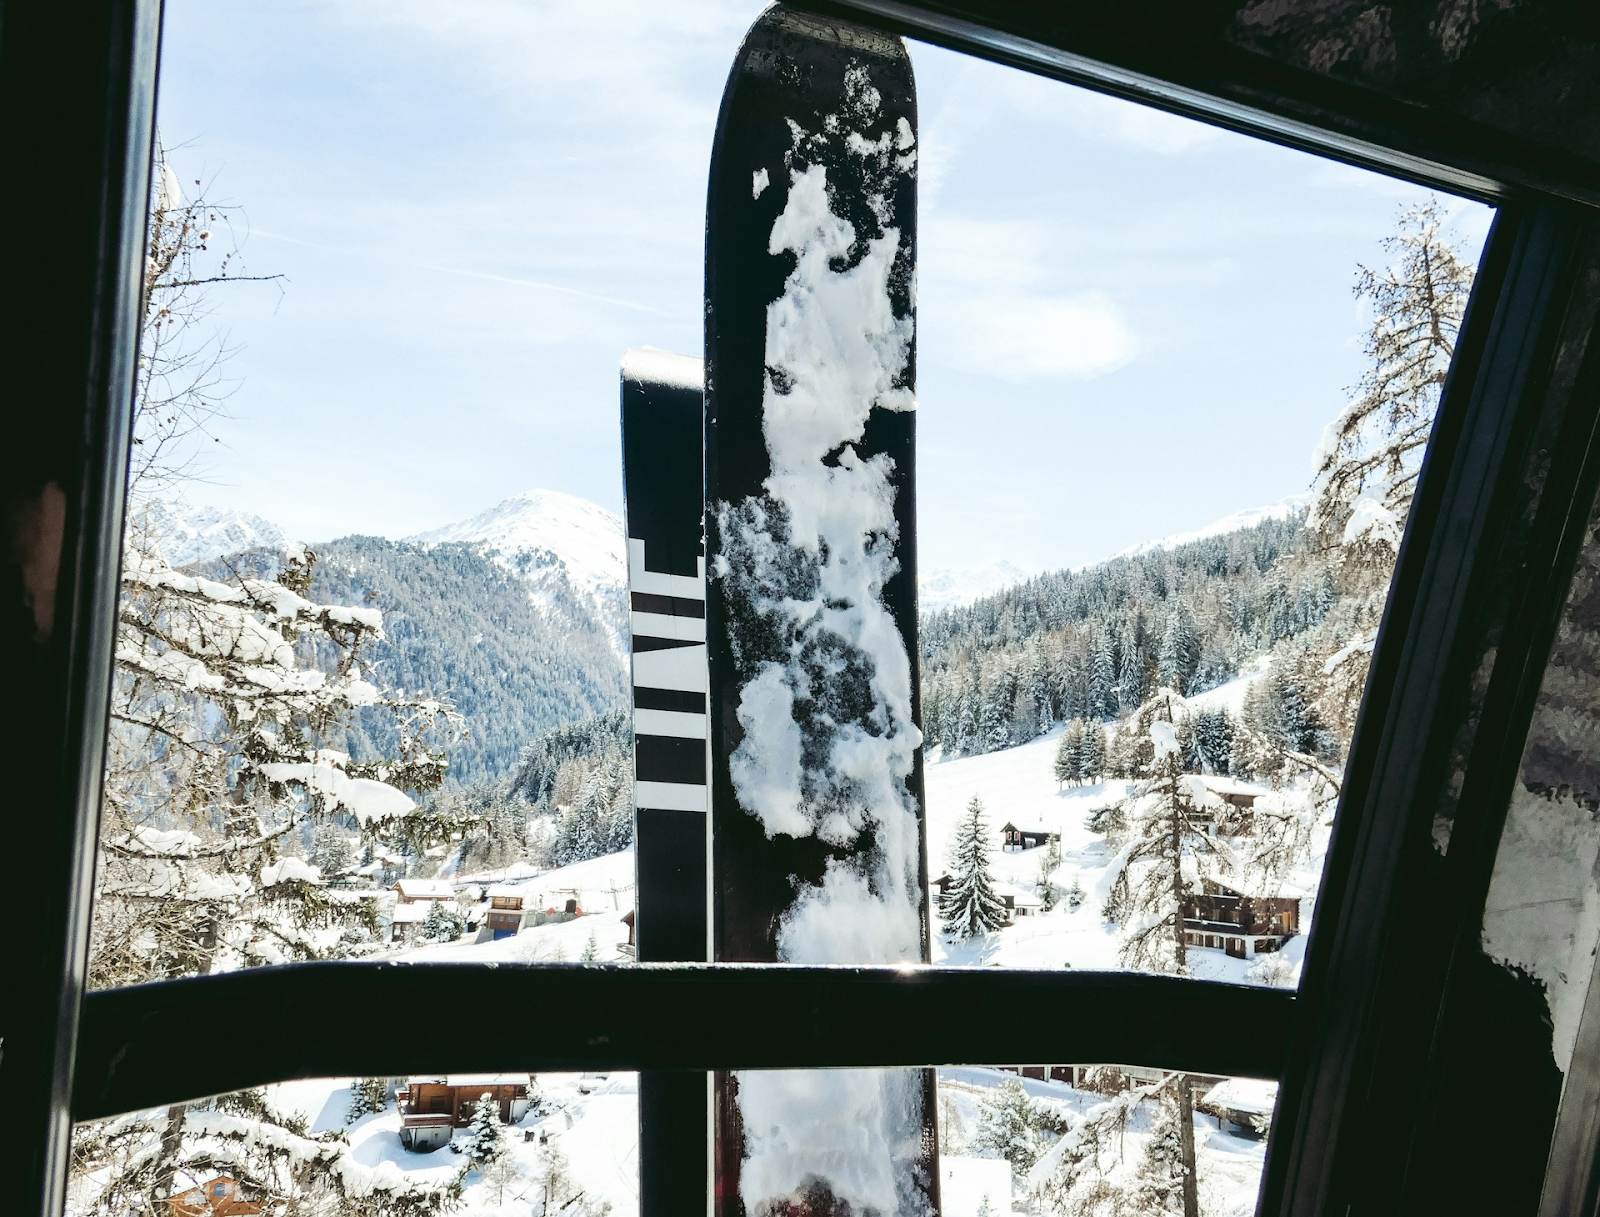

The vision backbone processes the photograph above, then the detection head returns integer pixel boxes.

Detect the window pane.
[914,42,1494,991]
[69,1073,638,1217]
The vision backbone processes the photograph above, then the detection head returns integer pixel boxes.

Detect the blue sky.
[154,0,1492,574]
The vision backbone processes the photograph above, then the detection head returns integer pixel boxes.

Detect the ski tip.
[745,3,910,64]
[621,346,704,392]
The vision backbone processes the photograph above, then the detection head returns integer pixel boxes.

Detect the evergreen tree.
[346,1077,389,1124]
[941,796,1008,939]
[580,932,599,962]
[1131,1082,1200,1217]
[1157,600,1200,694]
[1036,835,1062,912]
[1078,723,1104,784]
[973,1079,1041,1174]
[1089,630,1116,720]
[461,1092,508,1170]
[1054,720,1084,787]
[423,899,463,943]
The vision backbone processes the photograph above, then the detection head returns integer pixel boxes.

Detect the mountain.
[1114,494,1310,560]
[407,489,628,659]
[133,498,289,567]
[920,559,1033,614]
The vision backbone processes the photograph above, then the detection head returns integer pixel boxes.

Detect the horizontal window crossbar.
[73,963,1293,1121]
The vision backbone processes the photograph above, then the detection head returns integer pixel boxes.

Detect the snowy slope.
[1114,493,1309,560]
[408,489,628,659]
[921,559,1032,614]
[924,728,1316,986]
[131,497,290,567]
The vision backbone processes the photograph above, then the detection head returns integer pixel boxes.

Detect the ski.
[621,347,713,1217]
[703,7,937,1217]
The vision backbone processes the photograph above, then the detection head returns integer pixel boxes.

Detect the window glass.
[69,1073,638,1217]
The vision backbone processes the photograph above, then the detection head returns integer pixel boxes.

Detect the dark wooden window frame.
[8,3,1600,1217]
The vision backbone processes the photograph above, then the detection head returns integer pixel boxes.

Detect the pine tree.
[1157,600,1200,694]
[973,1079,1041,1174]
[941,796,1008,939]
[1089,630,1116,720]
[1036,835,1062,912]
[462,1092,508,1170]
[1078,723,1104,784]
[1131,1082,1199,1217]
[346,1077,389,1124]
[1054,720,1084,787]
[580,931,599,962]
[424,899,463,943]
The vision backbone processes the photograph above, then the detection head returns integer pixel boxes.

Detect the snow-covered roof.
[394,879,455,900]
[389,903,429,924]
[1197,775,1270,798]
[1199,1077,1278,1116]
[445,1072,530,1088]
[487,884,528,899]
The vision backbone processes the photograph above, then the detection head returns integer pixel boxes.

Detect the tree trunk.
[1177,1074,1200,1217]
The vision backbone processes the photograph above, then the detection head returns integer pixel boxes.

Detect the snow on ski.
[703,7,937,1217]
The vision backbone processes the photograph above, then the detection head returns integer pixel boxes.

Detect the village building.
[1182,878,1300,959]
[485,885,527,940]
[1192,775,1271,837]
[1198,1076,1278,1138]
[619,909,636,959]
[166,1176,260,1217]
[391,878,456,903]
[999,821,1057,851]
[387,901,428,943]
[397,1074,536,1153]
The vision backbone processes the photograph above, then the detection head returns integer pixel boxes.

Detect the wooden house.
[397,1074,535,1153]
[1197,1077,1278,1138]
[167,1176,260,1217]
[619,909,636,959]
[1181,878,1300,959]
[387,900,428,943]
[1193,776,1272,838]
[1000,822,1057,851]
[485,885,526,940]
[392,878,456,904]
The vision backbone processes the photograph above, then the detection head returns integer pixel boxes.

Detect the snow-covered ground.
[290,715,1319,1215]
[265,1072,638,1217]
[925,724,1315,986]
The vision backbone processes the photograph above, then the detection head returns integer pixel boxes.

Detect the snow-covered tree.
[580,931,599,962]
[1309,197,1473,576]
[941,796,1008,939]
[460,1093,507,1171]
[347,1077,390,1124]
[1055,720,1084,787]
[1102,692,1221,976]
[973,1079,1042,1174]
[1036,835,1063,912]
[1078,722,1104,784]
[71,143,463,1217]
[424,899,464,943]
[1131,1083,1199,1217]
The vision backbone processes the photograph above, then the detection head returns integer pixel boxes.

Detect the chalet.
[1000,821,1057,851]
[1182,878,1300,959]
[1193,776,1272,837]
[485,885,527,940]
[620,909,636,959]
[167,1176,260,1217]
[392,878,456,904]
[387,901,428,943]
[397,1073,535,1153]
[1197,1077,1278,1138]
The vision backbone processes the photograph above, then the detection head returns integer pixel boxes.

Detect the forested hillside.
[920,511,1382,762]
[201,536,628,786]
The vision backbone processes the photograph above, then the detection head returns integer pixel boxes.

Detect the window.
[17,5,1600,1217]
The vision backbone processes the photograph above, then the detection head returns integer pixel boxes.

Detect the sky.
[153,0,1493,575]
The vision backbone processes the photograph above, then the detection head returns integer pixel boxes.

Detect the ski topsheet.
[620,347,712,1217]
[704,7,936,1216]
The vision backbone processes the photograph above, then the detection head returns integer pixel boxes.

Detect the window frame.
[9,4,1600,1217]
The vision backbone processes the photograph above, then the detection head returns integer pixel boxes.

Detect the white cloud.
[919,217,1137,382]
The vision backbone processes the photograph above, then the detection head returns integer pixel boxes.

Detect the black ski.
[621,347,712,1217]
[704,7,937,1216]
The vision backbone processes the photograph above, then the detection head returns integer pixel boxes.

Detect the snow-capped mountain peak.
[1113,493,1310,560]
[406,489,626,597]
[131,498,291,568]
[919,559,1032,614]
